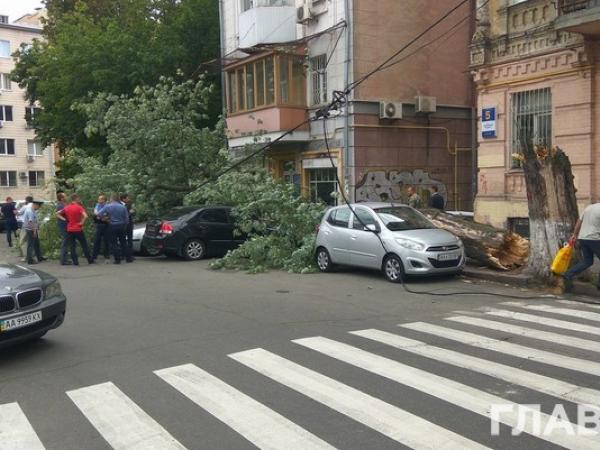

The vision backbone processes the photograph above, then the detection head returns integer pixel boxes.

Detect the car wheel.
[183,239,206,261]
[383,254,405,283]
[316,247,334,272]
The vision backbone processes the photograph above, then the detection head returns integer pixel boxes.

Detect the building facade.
[220,0,475,209]
[471,0,600,230]
[0,11,55,202]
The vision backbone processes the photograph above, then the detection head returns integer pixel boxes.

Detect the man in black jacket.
[120,193,135,259]
[428,186,445,210]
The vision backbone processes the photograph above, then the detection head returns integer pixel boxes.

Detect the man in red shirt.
[56,194,94,265]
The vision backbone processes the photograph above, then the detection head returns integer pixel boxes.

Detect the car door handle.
[351,235,358,240]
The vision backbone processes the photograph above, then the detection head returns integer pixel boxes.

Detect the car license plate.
[0,311,42,332]
[438,252,459,261]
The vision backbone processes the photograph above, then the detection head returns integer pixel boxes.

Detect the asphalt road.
[1,242,600,449]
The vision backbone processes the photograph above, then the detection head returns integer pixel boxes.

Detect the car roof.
[332,202,409,209]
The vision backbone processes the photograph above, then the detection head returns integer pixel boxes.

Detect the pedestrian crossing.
[3,299,600,449]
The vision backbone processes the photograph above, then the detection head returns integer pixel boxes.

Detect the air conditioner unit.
[18,171,27,179]
[27,155,34,163]
[415,95,437,114]
[379,101,403,120]
[297,2,315,23]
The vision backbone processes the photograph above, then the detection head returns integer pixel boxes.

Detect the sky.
[0,0,44,22]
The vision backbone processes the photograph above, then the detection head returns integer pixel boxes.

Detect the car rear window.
[375,207,435,231]
[161,207,200,220]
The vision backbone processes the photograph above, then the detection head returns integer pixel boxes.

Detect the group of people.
[405,185,445,210]
[1,192,136,266]
[56,192,136,265]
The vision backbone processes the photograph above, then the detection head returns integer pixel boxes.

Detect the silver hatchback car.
[315,202,465,282]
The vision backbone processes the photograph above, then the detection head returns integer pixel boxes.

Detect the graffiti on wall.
[355,169,447,203]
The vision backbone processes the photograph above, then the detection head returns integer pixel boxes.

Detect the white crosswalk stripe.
[230,347,489,450]
[480,308,600,336]
[558,300,600,309]
[294,336,599,450]
[0,403,45,450]
[446,315,600,353]
[503,302,600,322]
[400,321,600,376]
[67,382,186,450]
[155,363,335,450]
[351,328,600,407]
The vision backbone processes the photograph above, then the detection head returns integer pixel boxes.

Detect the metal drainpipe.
[218,0,227,117]
[343,0,352,200]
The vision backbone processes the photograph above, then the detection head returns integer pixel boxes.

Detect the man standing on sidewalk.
[564,202,600,291]
[57,194,94,266]
[96,194,132,264]
[17,196,33,260]
[92,194,110,262]
[120,193,135,259]
[22,200,45,265]
[56,192,70,265]
[1,197,18,247]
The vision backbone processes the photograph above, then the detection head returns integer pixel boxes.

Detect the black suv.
[144,206,245,260]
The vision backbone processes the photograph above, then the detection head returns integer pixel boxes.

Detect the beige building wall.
[471,0,599,229]
[0,17,54,202]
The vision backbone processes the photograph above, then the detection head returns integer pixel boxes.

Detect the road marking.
[294,336,598,450]
[502,302,600,323]
[400,322,600,376]
[67,381,185,450]
[155,363,334,450]
[558,300,600,309]
[230,348,489,450]
[0,403,45,450]
[482,309,600,337]
[351,328,600,407]
[446,316,600,353]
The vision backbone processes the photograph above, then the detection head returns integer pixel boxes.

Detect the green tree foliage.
[69,77,227,218]
[12,0,221,173]
[188,170,326,273]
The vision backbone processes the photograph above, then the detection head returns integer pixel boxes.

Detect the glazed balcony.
[239,0,297,48]
[225,52,309,147]
[556,0,600,37]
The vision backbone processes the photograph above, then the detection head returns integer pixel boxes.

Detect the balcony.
[556,0,600,37]
[239,0,297,48]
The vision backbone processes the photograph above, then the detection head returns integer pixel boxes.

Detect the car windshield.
[375,207,435,231]
[162,207,200,220]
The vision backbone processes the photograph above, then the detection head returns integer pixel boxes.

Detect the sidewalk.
[463,264,600,300]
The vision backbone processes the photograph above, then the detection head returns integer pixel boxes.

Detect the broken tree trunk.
[520,146,579,281]
[422,209,529,271]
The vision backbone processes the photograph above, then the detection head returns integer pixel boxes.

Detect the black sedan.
[144,206,246,260]
[0,264,66,347]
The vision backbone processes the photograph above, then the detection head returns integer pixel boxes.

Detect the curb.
[463,266,599,298]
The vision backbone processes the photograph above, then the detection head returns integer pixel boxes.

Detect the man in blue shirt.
[96,193,132,264]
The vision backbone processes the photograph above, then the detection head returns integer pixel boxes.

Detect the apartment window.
[226,54,304,114]
[25,106,41,125]
[28,171,45,187]
[0,170,16,187]
[308,168,338,206]
[0,73,11,90]
[27,140,44,157]
[0,138,15,155]
[0,40,9,58]
[310,54,327,105]
[511,88,552,169]
[0,105,13,121]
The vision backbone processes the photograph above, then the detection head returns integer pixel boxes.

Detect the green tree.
[70,77,227,218]
[12,0,221,176]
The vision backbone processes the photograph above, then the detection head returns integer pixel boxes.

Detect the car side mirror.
[365,223,380,233]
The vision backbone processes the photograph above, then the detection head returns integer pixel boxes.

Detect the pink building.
[471,0,600,232]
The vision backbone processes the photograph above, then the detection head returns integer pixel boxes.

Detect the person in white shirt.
[16,196,33,260]
[564,203,600,291]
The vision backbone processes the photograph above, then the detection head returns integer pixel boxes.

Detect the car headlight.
[45,280,63,299]
[395,238,425,251]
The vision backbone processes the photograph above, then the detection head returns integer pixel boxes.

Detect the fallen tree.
[422,209,529,271]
